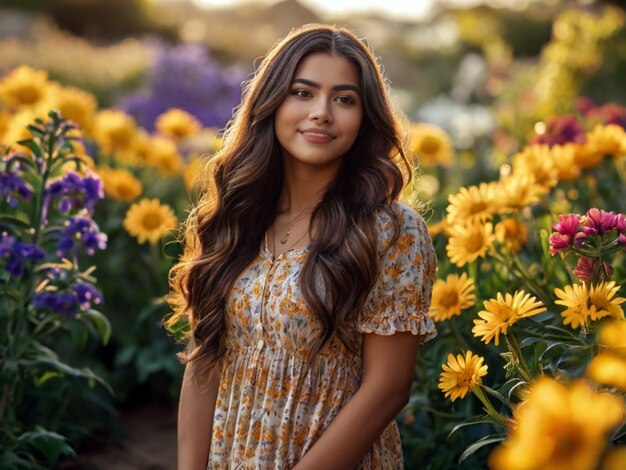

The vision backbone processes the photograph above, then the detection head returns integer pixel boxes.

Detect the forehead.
[292,52,360,86]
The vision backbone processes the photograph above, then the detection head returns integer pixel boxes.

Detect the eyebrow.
[292,78,360,94]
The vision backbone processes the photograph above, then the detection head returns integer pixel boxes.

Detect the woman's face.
[274,52,363,174]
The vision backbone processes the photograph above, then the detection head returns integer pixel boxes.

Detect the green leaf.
[448,416,499,438]
[77,309,111,345]
[0,214,32,233]
[16,138,43,158]
[15,427,76,465]
[459,435,505,463]
[21,358,112,394]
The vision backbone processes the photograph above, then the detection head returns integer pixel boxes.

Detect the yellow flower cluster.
[588,320,626,391]
[408,122,454,167]
[489,377,625,470]
[555,281,625,330]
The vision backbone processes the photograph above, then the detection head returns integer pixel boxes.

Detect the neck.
[278,158,340,214]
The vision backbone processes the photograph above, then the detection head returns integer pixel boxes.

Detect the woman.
[168,23,437,469]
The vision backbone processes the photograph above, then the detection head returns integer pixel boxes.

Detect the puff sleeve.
[356,204,437,344]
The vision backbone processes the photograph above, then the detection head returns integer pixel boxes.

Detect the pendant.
[279,228,290,244]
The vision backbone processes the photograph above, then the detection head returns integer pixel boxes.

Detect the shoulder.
[373,202,431,256]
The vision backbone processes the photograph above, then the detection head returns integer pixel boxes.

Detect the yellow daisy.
[554,283,593,329]
[589,281,626,321]
[0,65,53,110]
[602,447,626,470]
[1,109,41,148]
[548,143,582,181]
[183,156,205,193]
[497,173,542,213]
[472,290,546,346]
[438,350,488,402]
[155,108,202,140]
[91,109,139,162]
[429,273,476,321]
[587,353,626,391]
[586,124,626,162]
[489,378,625,470]
[40,85,98,132]
[495,218,528,253]
[146,135,185,176]
[446,182,499,225]
[511,144,558,196]
[446,220,494,267]
[123,198,178,245]
[598,319,626,352]
[409,122,454,167]
[97,166,143,202]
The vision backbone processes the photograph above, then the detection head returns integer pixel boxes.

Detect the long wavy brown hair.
[167,23,412,384]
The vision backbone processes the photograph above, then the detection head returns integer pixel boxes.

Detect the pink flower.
[552,214,581,237]
[619,233,626,250]
[616,213,626,232]
[581,208,618,236]
[573,256,613,282]
[531,115,586,147]
[549,233,572,255]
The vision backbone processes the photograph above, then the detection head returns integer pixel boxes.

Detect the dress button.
[257,339,264,349]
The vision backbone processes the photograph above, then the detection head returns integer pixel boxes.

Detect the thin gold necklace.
[271,220,308,258]
[277,207,313,245]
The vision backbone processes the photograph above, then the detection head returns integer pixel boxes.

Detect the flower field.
[1,2,626,469]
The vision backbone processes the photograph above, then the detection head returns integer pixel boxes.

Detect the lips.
[299,127,336,144]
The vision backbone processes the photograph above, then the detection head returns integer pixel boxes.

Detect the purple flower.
[72,283,103,309]
[573,256,613,282]
[121,42,245,131]
[46,171,103,215]
[531,115,586,147]
[0,171,32,208]
[581,209,618,236]
[57,216,107,257]
[34,283,103,317]
[0,234,45,276]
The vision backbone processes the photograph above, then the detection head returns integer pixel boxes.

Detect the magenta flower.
[531,115,586,147]
[573,256,613,282]
[580,209,618,236]
[549,233,572,255]
[552,214,581,237]
[616,214,626,232]
[619,233,626,250]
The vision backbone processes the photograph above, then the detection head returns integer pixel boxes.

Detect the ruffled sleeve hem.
[357,310,437,344]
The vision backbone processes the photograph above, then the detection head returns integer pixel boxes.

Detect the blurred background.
[1,0,625,468]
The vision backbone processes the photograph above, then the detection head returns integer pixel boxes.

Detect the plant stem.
[505,333,534,382]
[471,385,509,428]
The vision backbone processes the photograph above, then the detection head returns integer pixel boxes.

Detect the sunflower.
[155,108,202,140]
[1,109,41,148]
[429,273,476,322]
[588,281,626,321]
[586,124,626,162]
[40,85,98,132]
[587,353,626,391]
[554,283,593,329]
[91,109,139,162]
[409,122,454,167]
[123,199,177,245]
[489,378,625,470]
[438,350,488,402]
[446,182,499,225]
[146,135,185,176]
[446,220,494,267]
[472,290,546,346]
[511,145,558,195]
[495,218,528,253]
[97,166,143,202]
[0,65,53,110]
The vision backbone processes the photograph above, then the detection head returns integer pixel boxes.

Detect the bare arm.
[293,331,420,470]
[177,361,220,470]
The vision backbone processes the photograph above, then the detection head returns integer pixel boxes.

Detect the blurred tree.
[0,0,177,41]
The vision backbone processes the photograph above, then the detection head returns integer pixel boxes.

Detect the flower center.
[466,231,486,253]
[142,211,163,230]
[457,370,475,388]
[440,288,460,308]
[17,86,42,105]
[420,136,442,154]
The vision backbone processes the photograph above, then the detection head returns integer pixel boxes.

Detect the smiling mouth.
[299,128,336,143]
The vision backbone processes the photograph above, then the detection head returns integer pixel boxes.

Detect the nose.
[309,98,333,124]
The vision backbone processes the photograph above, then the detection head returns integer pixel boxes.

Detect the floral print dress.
[208,203,437,469]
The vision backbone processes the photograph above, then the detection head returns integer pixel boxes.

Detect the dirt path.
[60,404,177,469]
